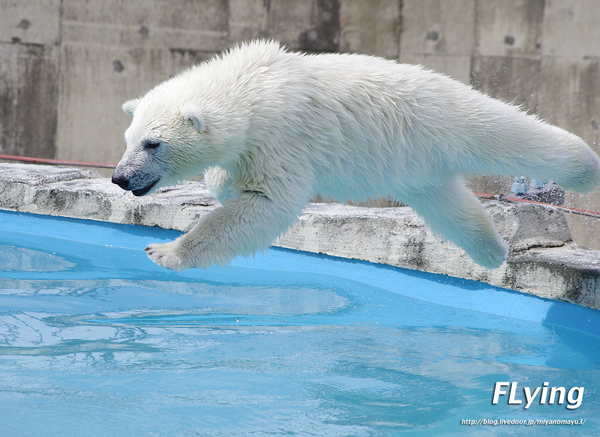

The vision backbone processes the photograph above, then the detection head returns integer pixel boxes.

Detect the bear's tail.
[463,99,600,194]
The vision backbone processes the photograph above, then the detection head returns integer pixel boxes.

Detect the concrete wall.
[1,0,599,248]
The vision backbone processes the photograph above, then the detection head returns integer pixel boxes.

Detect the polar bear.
[112,40,600,271]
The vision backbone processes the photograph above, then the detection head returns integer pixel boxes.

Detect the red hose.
[474,192,600,218]
[0,154,116,169]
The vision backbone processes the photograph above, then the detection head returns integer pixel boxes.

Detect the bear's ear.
[122,99,141,117]
[182,106,206,133]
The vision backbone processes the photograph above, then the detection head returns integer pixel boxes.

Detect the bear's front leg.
[145,189,305,271]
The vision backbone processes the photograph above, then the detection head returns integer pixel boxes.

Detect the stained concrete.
[1,163,599,310]
[0,43,59,159]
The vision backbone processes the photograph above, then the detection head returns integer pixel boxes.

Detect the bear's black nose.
[111,174,130,190]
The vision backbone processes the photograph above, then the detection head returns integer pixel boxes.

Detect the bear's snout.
[112,170,161,196]
[111,174,130,190]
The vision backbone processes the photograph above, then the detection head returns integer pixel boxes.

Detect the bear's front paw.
[145,241,190,271]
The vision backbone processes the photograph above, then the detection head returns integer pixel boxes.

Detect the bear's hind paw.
[468,242,508,270]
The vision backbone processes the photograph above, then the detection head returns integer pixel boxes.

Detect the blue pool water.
[0,209,599,436]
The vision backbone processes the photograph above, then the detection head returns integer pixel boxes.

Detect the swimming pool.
[1,209,599,436]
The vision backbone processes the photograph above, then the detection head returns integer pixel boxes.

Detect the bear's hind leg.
[399,178,508,269]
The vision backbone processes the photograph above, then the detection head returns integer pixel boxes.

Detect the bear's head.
[112,84,243,196]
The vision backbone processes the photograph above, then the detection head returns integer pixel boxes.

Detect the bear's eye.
[144,140,161,150]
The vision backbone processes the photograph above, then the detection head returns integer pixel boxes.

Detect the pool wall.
[1,162,600,309]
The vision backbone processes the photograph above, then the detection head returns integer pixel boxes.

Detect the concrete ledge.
[1,163,599,309]
[0,163,219,230]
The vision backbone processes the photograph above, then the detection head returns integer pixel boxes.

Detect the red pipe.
[474,192,600,218]
[0,154,116,169]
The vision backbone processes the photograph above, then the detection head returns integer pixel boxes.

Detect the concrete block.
[400,53,472,84]
[563,205,600,259]
[228,0,271,44]
[0,43,59,158]
[339,0,400,58]
[56,44,154,166]
[475,0,544,57]
[0,0,61,45]
[0,164,100,210]
[230,0,342,52]
[231,0,399,57]
[471,55,541,113]
[538,56,600,150]
[507,246,600,308]
[230,0,327,50]
[400,0,476,56]
[55,43,216,166]
[297,0,341,52]
[485,202,572,252]
[0,163,218,228]
[232,0,314,50]
[0,163,100,185]
[543,0,600,58]
[61,0,229,51]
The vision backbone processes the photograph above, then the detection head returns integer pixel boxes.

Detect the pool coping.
[1,163,599,310]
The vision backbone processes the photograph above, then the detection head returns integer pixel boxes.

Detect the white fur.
[113,40,600,271]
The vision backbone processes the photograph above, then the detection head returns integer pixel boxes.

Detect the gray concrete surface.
[1,163,599,310]
[1,0,599,249]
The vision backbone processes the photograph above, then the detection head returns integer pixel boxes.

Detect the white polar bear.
[112,40,600,271]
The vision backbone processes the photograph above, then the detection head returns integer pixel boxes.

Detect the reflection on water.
[0,245,75,272]
[1,212,600,436]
